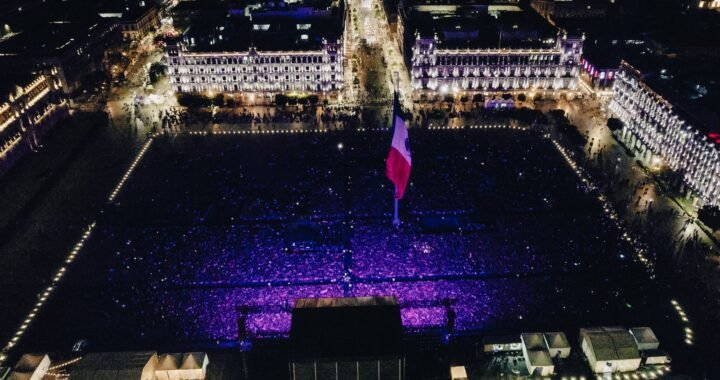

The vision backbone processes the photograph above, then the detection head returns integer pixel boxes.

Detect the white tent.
[449,366,468,380]
[155,354,181,380]
[643,349,671,365]
[543,332,571,359]
[521,333,554,376]
[580,327,641,374]
[8,354,50,380]
[70,351,158,380]
[154,353,208,380]
[629,327,660,351]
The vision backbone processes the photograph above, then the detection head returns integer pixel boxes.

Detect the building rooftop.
[405,3,558,49]
[0,0,114,59]
[0,66,37,103]
[70,352,156,380]
[177,0,343,52]
[622,56,720,137]
[543,332,570,349]
[580,327,640,362]
[290,297,402,360]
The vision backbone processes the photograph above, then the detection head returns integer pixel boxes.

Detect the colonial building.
[400,3,582,96]
[698,0,720,10]
[0,70,69,177]
[610,61,720,206]
[118,3,161,42]
[0,1,118,95]
[165,0,344,97]
[409,34,582,95]
[167,41,343,94]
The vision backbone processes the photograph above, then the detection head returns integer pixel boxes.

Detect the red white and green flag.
[385,93,411,199]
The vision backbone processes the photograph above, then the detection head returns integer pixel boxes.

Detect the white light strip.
[551,140,654,272]
[108,138,155,202]
[0,222,96,365]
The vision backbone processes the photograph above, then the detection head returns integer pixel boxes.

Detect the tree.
[148,62,166,83]
[511,108,542,124]
[177,93,209,108]
[211,94,224,107]
[699,205,720,231]
[275,94,288,107]
[558,123,586,147]
[549,109,568,123]
[607,117,624,132]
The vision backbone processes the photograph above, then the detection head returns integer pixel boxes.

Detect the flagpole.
[393,189,400,227]
[392,71,401,227]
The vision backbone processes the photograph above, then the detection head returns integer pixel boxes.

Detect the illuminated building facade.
[410,34,582,94]
[165,0,344,97]
[119,4,161,42]
[698,0,720,10]
[610,62,720,206]
[579,55,618,89]
[400,2,583,96]
[0,71,69,177]
[166,41,343,94]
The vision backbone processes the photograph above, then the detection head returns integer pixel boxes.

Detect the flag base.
[392,197,400,227]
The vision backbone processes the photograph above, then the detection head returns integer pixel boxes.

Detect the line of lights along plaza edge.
[609,61,720,206]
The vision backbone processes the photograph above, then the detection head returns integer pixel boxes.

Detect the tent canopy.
[630,327,660,350]
[543,332,570,349]
[70,352,156,380]
[580,327,640,361]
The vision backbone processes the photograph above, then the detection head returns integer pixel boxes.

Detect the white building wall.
[609,64,720,206]
[410,35,582,94]
[166,42,343,94]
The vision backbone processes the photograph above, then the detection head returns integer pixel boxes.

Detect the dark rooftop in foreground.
[291,297,402,360]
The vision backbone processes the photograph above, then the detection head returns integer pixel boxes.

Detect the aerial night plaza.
[1,0,720,379]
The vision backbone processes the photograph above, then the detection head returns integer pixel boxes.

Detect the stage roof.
[291,296,402,360]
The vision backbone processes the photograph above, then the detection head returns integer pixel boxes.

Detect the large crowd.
[52,128,660,344]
